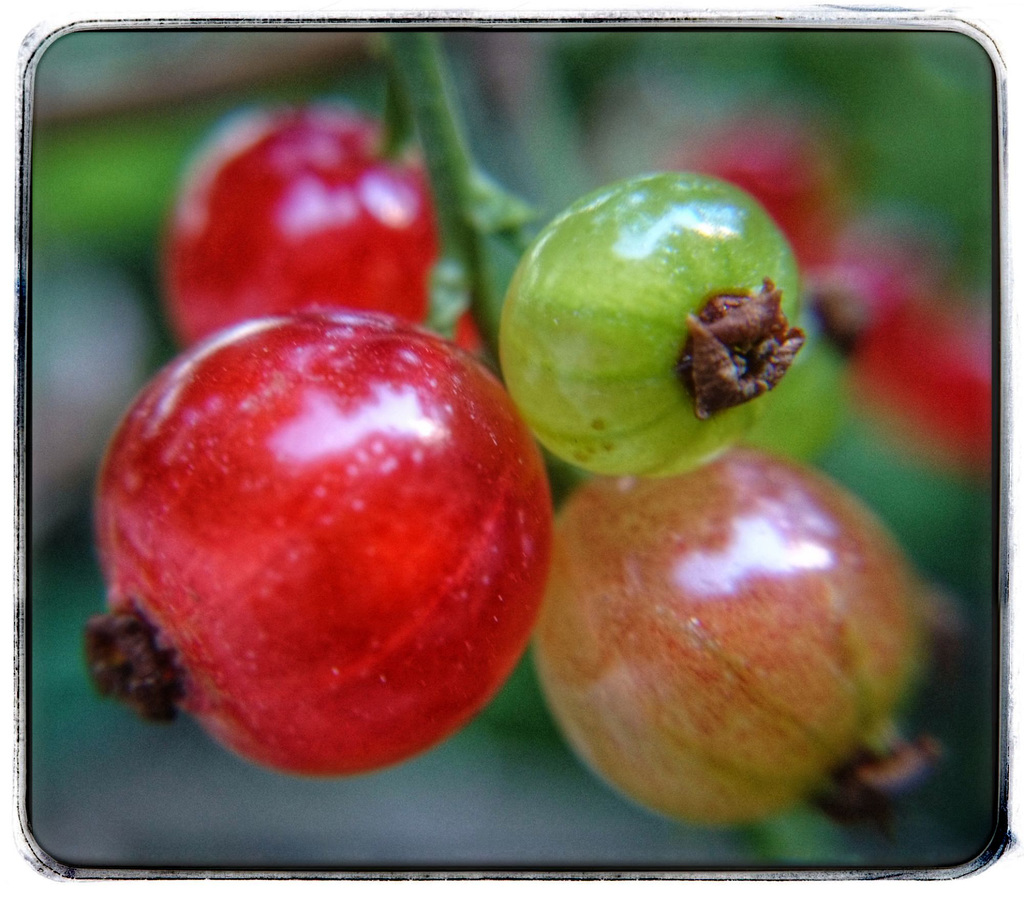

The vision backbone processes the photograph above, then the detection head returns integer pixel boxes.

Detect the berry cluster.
[87,97,935,828]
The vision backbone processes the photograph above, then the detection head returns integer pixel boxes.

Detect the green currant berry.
[499,172,802,477]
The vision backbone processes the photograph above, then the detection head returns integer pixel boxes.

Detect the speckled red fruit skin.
[534,450,921,825]
[95,312,552,774]
[163,107,439,346]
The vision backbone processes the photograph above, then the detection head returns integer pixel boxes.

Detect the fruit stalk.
[386,32,494,347]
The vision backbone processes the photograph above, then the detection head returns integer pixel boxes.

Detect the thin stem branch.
[379,58,415,159]
[386,32,503,353]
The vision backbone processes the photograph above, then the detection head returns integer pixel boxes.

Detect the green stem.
[379,58,414,159]
[387,32,515,355]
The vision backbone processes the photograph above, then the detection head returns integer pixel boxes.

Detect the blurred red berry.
[805,218,954,349]
[852,295,992,475]
[804,220,991,475]
[163,106,479,347]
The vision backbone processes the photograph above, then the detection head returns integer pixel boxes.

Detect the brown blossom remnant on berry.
[84,609,184,722]
[809,285,871,355]
[676,279,806,420]
[814,735,942,833]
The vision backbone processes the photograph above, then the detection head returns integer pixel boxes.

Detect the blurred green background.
[26,27,999,872]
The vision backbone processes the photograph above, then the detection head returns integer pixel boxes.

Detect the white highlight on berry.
[613,200,745,260]
[672,512,834,599]
[268,383,445,464]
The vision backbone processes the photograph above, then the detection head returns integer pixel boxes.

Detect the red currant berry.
[805,219,951,352]
[804,221,990,475]
[852,294,991,475]
[162,107,439,346]
[87,312,552,775]
[534,450,925,825]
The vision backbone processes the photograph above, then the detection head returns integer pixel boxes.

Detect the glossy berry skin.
[93,312,552,775]
[534,450,922,825]
[499,173,801,477]
[163,107,439,346]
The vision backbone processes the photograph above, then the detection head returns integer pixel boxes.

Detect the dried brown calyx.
[676,280,805,420]
[808,284,871,355]
[814,734,942,834]
[84,608,184,722]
